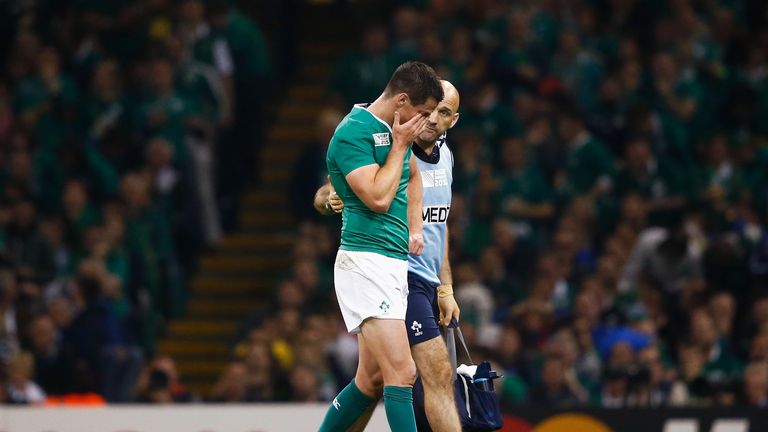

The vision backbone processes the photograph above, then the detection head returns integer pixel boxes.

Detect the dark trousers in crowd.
[217,78,265,232]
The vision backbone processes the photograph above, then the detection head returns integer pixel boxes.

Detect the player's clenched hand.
[437,285,460,327]
[393,111,428,149]
[409,232,424,256]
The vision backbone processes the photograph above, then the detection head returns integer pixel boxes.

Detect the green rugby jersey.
[326,104,412,260]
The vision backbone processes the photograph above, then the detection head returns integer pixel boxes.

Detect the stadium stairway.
[158,5,350,396]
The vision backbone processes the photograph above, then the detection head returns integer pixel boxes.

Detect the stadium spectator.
[234,0,768,409]
[530,357,582,408]
[135,355,193,403]
[742,362,768,407]
[290,109,345,223]
[26,314,91,395]
[5,351,46,405]
[208,362,249,403]
[3,0,768,410]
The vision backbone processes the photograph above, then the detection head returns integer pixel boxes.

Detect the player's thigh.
[359,318,416,383]
[411,336,454,390]
[334,251,409,334]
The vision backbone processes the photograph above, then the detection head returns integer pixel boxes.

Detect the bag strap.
[454,325,473,365]
[446,319,473,374]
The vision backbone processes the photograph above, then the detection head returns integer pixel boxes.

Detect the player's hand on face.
[409,232,424,256]
[438,290,460,327]
[393,111,428,148]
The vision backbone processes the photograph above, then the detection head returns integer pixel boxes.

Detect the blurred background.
[0,0,767,419]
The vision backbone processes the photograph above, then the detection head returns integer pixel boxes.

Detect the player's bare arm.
[407,155,424,256]
[437,227,460,326]
[345,111,428,213]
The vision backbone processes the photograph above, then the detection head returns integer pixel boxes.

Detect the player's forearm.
[368,146,408,212]
[407,162,423,235]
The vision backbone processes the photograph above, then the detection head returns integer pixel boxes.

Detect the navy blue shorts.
[405,273,441,346]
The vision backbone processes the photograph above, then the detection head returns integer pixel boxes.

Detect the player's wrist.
[390,138,411,151]
[437,284,453,298]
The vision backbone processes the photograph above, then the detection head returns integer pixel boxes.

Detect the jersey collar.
[412,133,446,164]
[354,103,393,133]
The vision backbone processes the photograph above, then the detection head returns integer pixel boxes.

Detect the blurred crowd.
[232,0,768,409]
[2,0,768,410]
[0,0,269,403]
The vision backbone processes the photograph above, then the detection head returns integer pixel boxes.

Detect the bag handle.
[446,319,473,374]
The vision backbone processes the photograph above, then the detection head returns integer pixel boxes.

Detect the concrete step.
[258,166,292,183]
[159,340,231,357]
[299,63,333,79]
[277,104,324,122]
[187,298,259,317]
[168,320,237,337]
[176,360,227,377]
[243,190,289,206]
[289,85,325,101]
[260,146,303,162]
[267,126,317,142]
[191,277,272,295]
[300,42,347,58]
[239,211,294,228]
[199,254,290,273]
[217,233,294,249]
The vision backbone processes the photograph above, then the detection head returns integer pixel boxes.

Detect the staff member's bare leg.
[411,337,461,431]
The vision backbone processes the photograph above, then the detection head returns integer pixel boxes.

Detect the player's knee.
[392,359,417,387]
[369,370,384,393]
[356,370,384,397]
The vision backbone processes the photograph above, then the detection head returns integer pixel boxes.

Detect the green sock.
[318,380,375,432]
[383,385,417,432]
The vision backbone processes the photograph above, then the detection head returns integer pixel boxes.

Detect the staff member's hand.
[437,284,460,326]
[328,191,344,214]
[325,176,344,214]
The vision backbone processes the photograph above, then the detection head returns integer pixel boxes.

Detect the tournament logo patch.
[422,169,448,187]
[372,133,391,147]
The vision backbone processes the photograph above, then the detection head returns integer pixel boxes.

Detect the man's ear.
[449,112,460,129]
[396,93,409,107]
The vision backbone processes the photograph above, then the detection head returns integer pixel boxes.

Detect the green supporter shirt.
[210,11,270,82]
[559,134,615,198]
[497,163,552,247]
[326,105,411,260]
[615,157,688,201]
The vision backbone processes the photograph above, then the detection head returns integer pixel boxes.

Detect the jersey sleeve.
[334,131,378,176]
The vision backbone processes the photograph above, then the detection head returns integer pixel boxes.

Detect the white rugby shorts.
[333,250,409,334]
